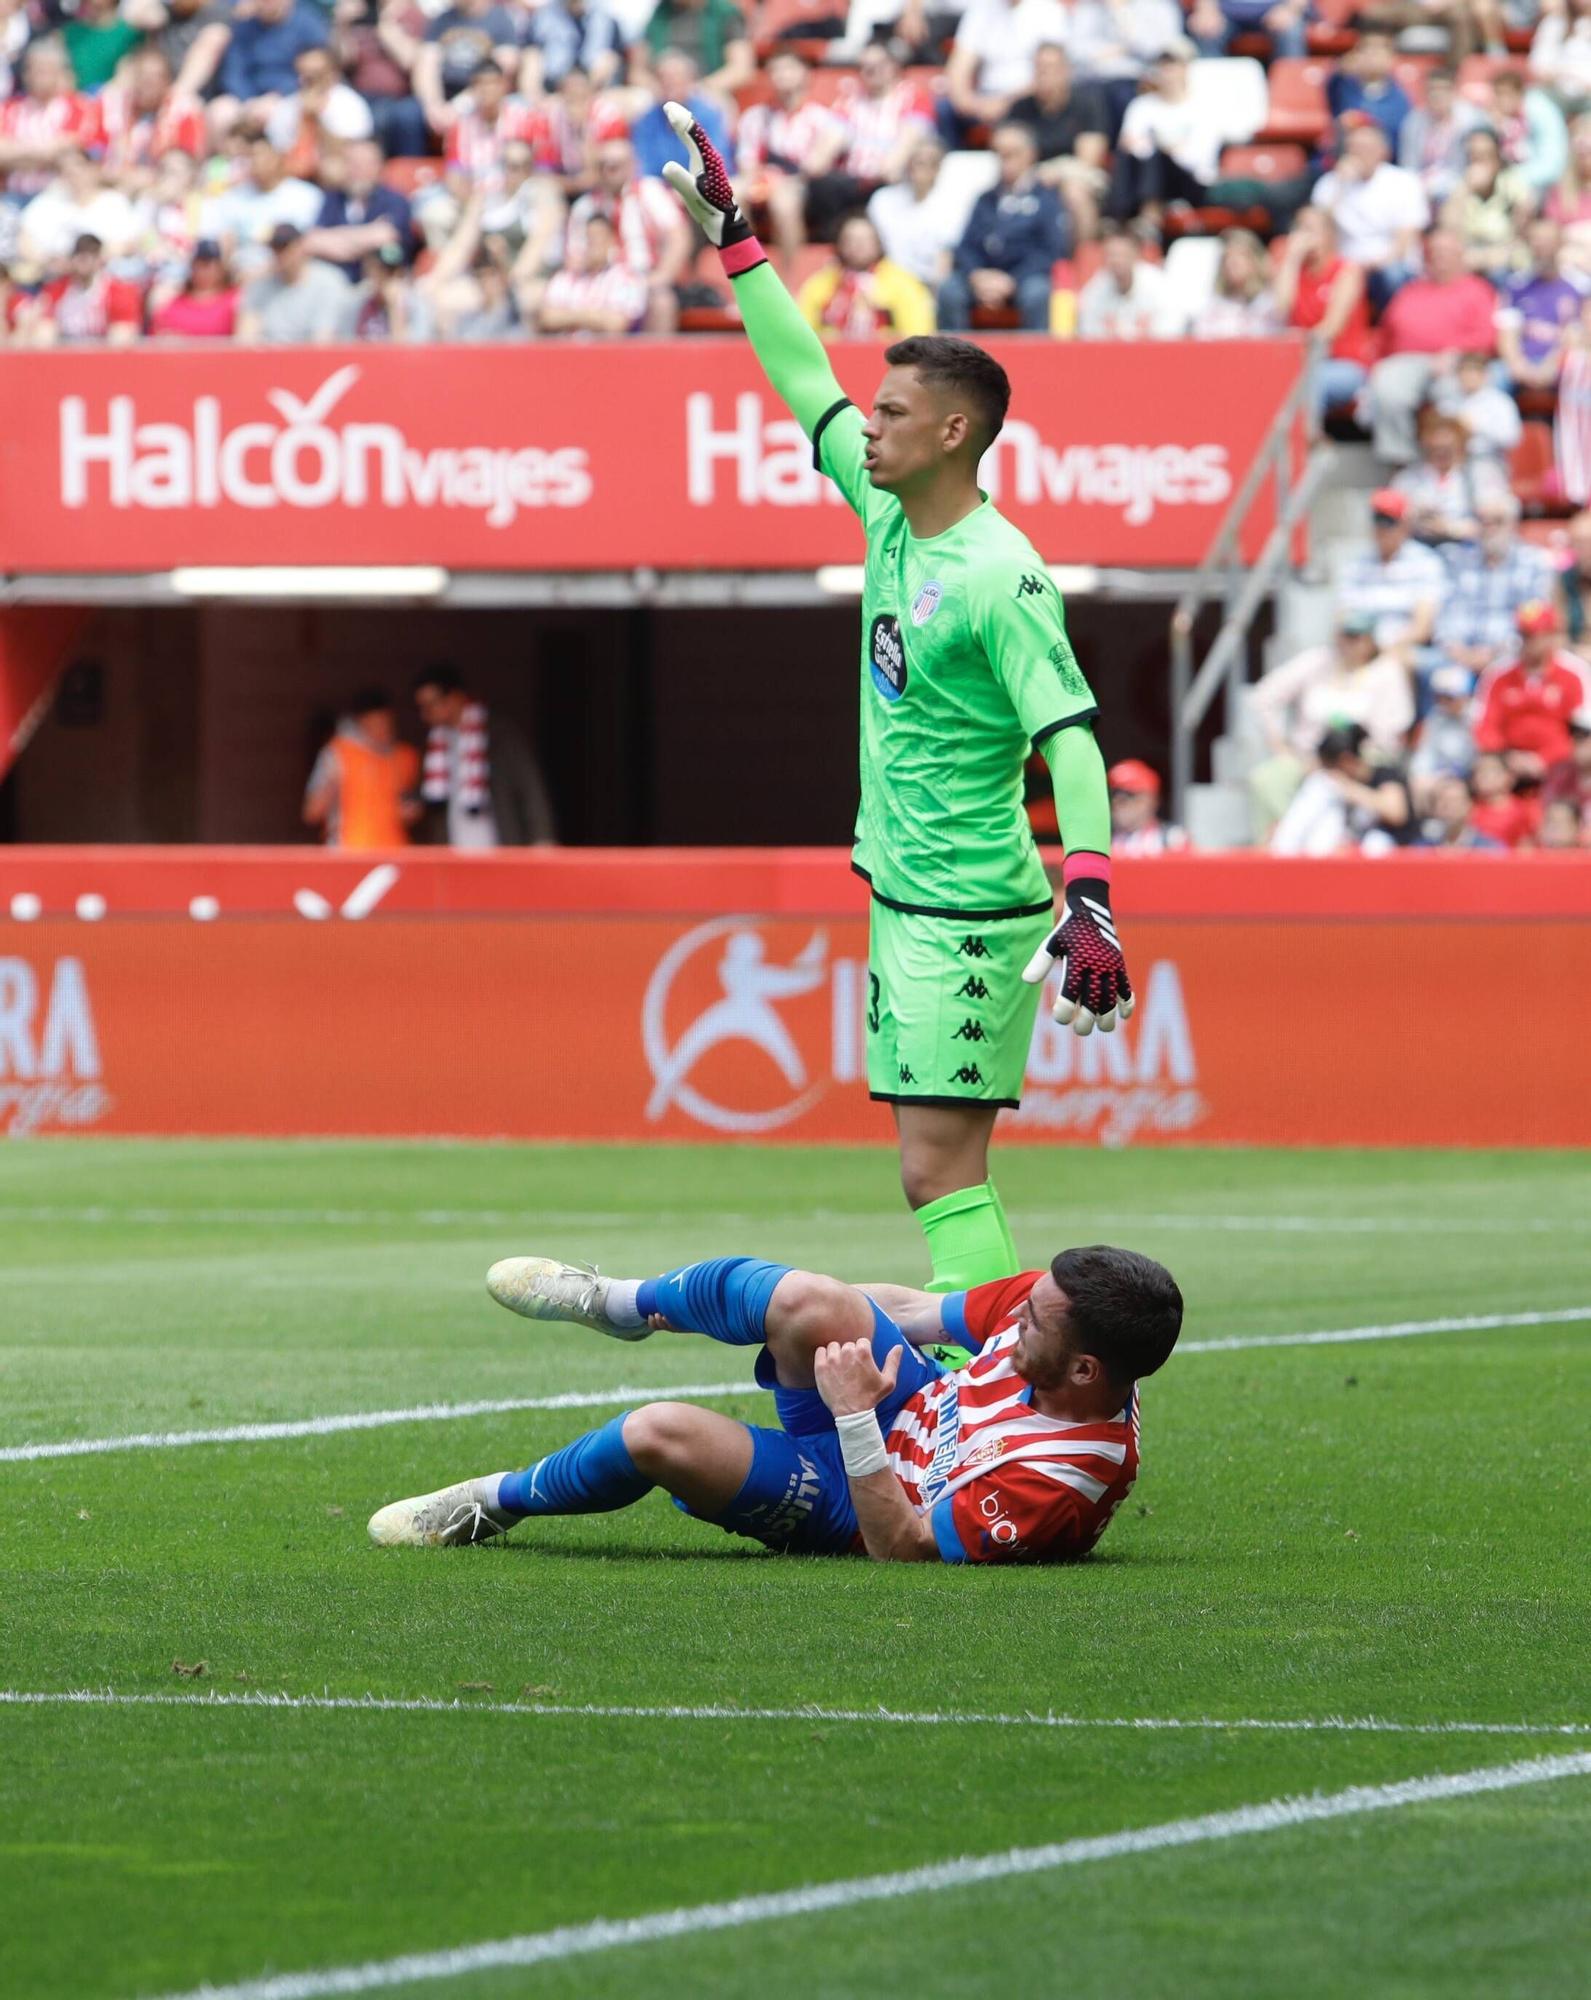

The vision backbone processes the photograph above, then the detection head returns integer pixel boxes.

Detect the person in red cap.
[1474,601,1591,775]
[1335,485,1445,653]
[1108,759,1190,856]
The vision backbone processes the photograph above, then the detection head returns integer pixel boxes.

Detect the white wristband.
[835,1409,889,1480]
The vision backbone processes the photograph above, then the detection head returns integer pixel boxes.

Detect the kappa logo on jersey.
[910,580,943,626]
[869,614,907,701]
[1014,574,1047,599]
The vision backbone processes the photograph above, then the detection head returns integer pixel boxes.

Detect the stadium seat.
[1259,60,1332,144]
[1189,57,1268,146]
[934,147,1001,240]
[752,0,847,59]
[787,242,834,293]
[380,158,440,196]
[1219,143,1309,183]
[1516,386,1560,422]
[1510,420,1567,516]
[1306,0,1356,54]
[1164,235,1223,322]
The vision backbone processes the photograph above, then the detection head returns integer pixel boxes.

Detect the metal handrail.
[1168,342,1331,824]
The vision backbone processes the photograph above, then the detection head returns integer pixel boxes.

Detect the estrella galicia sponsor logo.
[920,1380,962,1505]
[869,613,907,701]
[910,580,943,626]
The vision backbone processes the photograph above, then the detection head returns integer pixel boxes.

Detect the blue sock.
[495,1416,652,1519]
[635,1257,790,1346]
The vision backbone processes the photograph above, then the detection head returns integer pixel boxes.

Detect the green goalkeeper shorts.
[864,901,1052,1109]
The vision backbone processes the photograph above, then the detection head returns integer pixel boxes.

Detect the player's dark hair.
[1050,1246,1182,1390]
[413,663,464,696]
[349,684,394,719]
[884,335,1011,453]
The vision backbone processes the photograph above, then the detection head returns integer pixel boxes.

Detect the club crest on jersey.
[869,613,907,702]
[910,581,943,627]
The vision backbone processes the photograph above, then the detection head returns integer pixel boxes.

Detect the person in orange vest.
[302,687,421,849]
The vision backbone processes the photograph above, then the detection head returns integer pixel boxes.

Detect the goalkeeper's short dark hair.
[1050,1245,1183,1391]
[885,335,1011,454]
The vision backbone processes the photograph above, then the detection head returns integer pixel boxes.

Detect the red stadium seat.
[804,66,858,105]
[1259,60,1331,145]
[1306,0,1356,53]
[380,157,440,196]
[751,0,846,59]
[1220,143,1308,182]
[970,304,1022,328]
[787,242,833,292]
[1516,386,1560,422]
[1511,420,1567,516]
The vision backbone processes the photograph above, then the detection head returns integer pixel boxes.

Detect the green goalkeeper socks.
[919,1181,1019,1295]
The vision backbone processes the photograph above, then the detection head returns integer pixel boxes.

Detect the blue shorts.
[677,1304,948,1555]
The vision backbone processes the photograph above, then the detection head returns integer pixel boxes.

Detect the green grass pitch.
[3,1141,1589,2000]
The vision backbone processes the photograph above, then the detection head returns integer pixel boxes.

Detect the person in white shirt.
[944,0,1071,131]
[1077,221,1185,337]
[867,135,960,288]
[265,44,376,159]
[18,146,141,265]
[1531,0,1591,110]
[1109,39,1223,218]
[1311,115,1429,305]
[201,129,325,278]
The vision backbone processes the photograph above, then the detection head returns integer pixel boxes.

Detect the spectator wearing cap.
[1392,407,1510,555]
[149,237,240,335]
[939,120,1069,334]
[1273,206,1374,426]
[1542,701,1591,832]
[238,220,352,340]
[1269,721,1413,856]
[1364,228,1499,466]
[1312,116,1428,310]
[1325,28,1412,152]
[1418,771,1503,849]
[201,129,323,276]
[303,688,421,851]
[1108,759,1189,854]
[1407,663,1478,807]
[1432,492,1556,681]
[1076,221,1182,338]
[213,0,330,137]
[305,138,416,283]
[31,232,144,344]
[1474,601,1591,775]
[1335,487,1446,652]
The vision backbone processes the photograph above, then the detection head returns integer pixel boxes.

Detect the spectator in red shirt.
[1274,204,1373,428]
[33,233,144,345]
[99,49,208,186]
[1474,601,1591,776]
[149,238,240,337]
[1365,224,1499,465]
[0,40,103,203]
[1467,750,1541,848]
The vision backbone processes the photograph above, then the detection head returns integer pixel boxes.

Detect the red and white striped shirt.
[832,77,933,183]
[98,85,206,175]
[0,90,104,197]
[567,176,680,277]
[445,94,541,180]
[737,95,844,177]
[542,259,647,329]
[886,1272,1140,1565]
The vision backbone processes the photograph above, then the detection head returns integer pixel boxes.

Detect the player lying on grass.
[659,101,1133,1300]
[369,1245,1182,1566]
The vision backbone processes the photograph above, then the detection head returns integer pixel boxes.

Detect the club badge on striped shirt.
[911,581,943,626]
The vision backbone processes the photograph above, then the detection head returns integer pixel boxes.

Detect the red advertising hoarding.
[0,341,1304,573]
[1,848,1586,1147]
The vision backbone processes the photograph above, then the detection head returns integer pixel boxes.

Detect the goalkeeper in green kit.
[663,105,1133,1299]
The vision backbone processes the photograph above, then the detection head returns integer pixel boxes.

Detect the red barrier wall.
[1,849,1586,1146]
[0,340,1304,572]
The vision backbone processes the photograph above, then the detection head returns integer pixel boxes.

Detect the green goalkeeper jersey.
[817,405,1098,914]
[729,259,1103,916]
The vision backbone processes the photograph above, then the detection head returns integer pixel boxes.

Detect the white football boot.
[485,1256,651,1341]
[367,1475,516,1548]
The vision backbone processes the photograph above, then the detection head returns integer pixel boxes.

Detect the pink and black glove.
[661,100,766,274]
[1021,865,1134,1037]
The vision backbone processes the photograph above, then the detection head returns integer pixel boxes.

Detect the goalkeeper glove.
[661,101,767,274]
[1021,873,1134,1037]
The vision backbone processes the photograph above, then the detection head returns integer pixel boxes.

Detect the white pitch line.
[4,1688,1587,1740]
[4,1307,1586,1467]
[140,1751,1591,2000]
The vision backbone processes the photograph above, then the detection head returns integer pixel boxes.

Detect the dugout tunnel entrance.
[0,592,1254,846]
